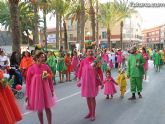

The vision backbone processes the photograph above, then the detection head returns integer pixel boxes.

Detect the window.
[102,32,107,39]
[68,34,73,41]
[156,31,159,34]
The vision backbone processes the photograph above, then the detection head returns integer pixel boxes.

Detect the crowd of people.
[0,45,165,123]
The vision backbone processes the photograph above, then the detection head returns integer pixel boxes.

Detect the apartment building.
[142,26,162,49]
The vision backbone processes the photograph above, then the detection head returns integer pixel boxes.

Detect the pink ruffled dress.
[26,64,56,111]
[103,77,117,95]
[102,53,109,63]
[78,57,101,97]
[117,51,123,64]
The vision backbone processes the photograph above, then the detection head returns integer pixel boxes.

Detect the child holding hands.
[103,69,118,99]
[116,68,127,98]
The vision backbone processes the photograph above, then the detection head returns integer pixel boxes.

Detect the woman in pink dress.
[26,51,56,124]
[103,69,118,99]
[142,47,149,80]
[102,49,109,64]
[117,49,123,68]
[77,46,103,121]
[71,51,79,80]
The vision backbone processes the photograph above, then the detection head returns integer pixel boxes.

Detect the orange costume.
[64,55,72,73]
[20,56,33,79]
[0,71,22,124]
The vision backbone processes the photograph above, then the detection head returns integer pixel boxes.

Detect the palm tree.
[96,0,99,47]
[98,1,133,49]
[49,0,70,50]
[115,0,133,50]
[31,0,39,44]
[8,0,21,53]
[80,0,85,50]
[89,0,95,42]
[66,1,81,46]
[0,1,41,46]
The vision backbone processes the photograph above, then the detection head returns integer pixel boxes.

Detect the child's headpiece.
[106,68,111,74]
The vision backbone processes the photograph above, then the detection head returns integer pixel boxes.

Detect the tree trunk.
[33,3,39,44]
[9,0,21,53]
[107,28,111,50]
[43,8,47,51]
[96,0,99,47]
[80,0,85,50]
[120,21,123,50]
[89,0,95,42]
[56,13,60,49]
[59,15,63,50]
[77,17,81,44]
[63,20,68,50]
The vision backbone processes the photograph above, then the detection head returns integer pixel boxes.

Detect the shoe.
[90,116,95,121]
[128,96,136,100]
[138,94,142,98]
[106,96,109,99]
[84,114,91,119]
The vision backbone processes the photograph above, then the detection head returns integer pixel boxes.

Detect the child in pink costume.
[109,59,114,69]
[102,49,109,63]
[26,51,56,124]
[103,69,118,99]
[71,51,79,80]
[117,50,123,68]
[77,47,103,121]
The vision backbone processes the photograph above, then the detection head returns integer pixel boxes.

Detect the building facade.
[41,12,142,50]
[142,26,162,49]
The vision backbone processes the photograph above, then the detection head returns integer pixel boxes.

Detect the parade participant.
[71,51,79,80]
[154,49,161,72]
[0,70,22,124]
[57,53,66,83]
[0,49,9,70]
[64,53,72,81]
[116,49,123,69]
[109,59,114,69]
[141,47,149,80]
[77,46,103,121]
[102,49,109,63]
[10,51,20,67]
[20,51,33,80]
[103,69,118,99]
[46,51,57,84]
[127,46,144,100]
[116,68,127,98]
[101,60,107,73]
[26,51,56,124]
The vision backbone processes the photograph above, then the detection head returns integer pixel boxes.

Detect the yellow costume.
[116,72,127,97]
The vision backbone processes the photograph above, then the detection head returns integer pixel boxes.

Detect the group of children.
[102,68,127,99]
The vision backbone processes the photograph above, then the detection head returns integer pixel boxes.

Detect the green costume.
[101,61,107,73]
[46,55,57,75]
[154,52,161,72]
[56,57,66,72]
[127,52,144,93]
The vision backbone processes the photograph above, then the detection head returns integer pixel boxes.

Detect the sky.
[99,0,165,29]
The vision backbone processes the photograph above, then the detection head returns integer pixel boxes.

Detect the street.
[17,61,165,124]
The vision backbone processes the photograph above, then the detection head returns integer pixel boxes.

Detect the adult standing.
[20,51,33,80]
[77,46,103,121]
[10,51,19,67]
[141,47,149,80]
[127,46,144,100]
[0,70,22,124]
[26,52,56,124]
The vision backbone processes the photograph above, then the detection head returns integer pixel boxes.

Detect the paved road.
[17,61,165,124]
